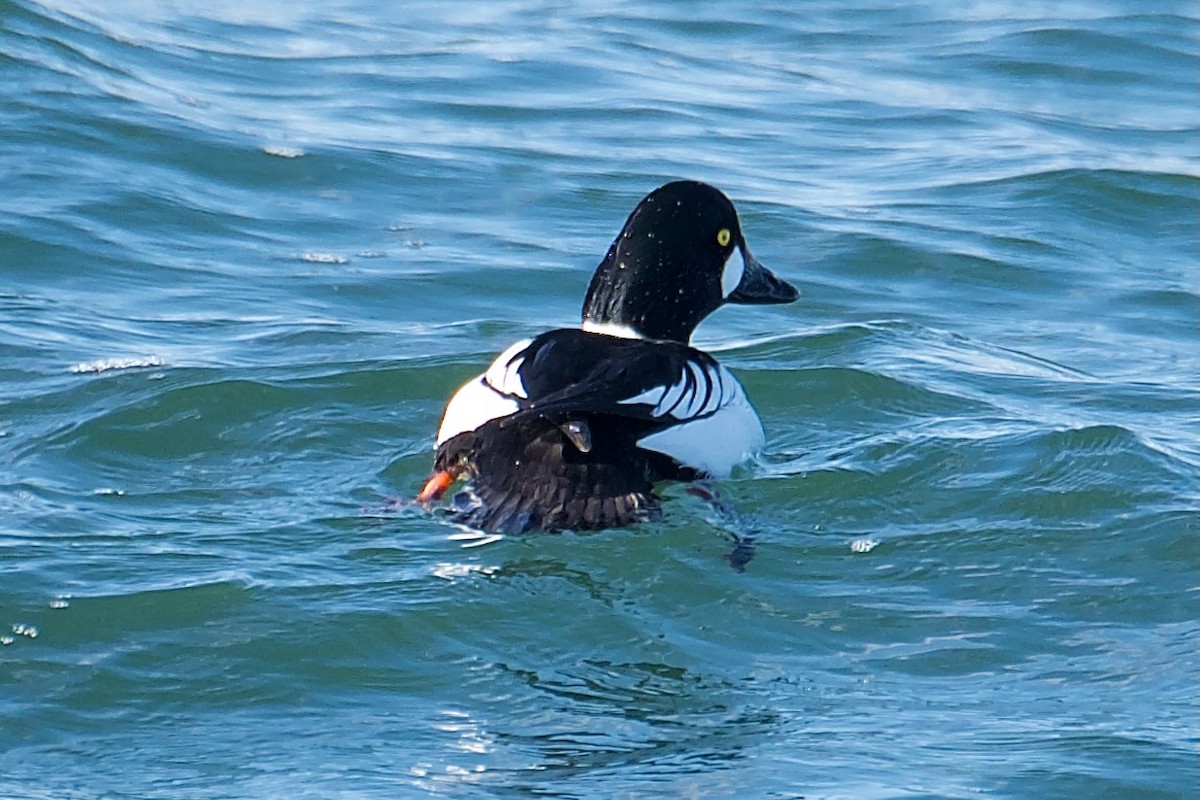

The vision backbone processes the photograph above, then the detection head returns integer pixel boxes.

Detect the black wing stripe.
[496,330,737,424]
[615,358,730,422]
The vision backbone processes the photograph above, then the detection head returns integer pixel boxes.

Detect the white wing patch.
[619,360,765,476]
[436,341,766,476]
[435,338,531,445]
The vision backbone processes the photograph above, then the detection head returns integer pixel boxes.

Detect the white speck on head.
[721,246,746,299]
[582,320,645,340]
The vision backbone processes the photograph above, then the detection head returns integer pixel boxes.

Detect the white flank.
[435,339,531,445]
[581,320,645,340]
[618,361,764,476]
[636,386,764,477]
[721,246,746,298]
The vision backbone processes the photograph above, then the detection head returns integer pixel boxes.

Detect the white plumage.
[617,359,762,476]
[436,338,530,445]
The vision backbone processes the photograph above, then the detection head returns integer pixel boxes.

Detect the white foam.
[70,356,164,374]
[263,145,304,158]
[300,252,348,264]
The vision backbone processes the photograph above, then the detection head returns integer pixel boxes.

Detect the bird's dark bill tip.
[728,253,799,305]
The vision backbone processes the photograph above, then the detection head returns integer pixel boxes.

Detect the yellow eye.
[716,228,731,247]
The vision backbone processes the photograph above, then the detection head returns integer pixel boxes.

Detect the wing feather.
[615,357,731,423]
[438,329,759,474]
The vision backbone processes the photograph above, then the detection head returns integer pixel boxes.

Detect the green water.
[1,1,1197,798]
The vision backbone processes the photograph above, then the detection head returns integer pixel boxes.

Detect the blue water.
[2,1,1198,798]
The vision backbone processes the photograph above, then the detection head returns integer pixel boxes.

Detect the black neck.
[581,238,717,343]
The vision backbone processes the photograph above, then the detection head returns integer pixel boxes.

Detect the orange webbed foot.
[416,470,455,504]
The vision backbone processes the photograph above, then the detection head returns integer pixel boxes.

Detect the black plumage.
[420,181,798,534]
[431,329,708,533]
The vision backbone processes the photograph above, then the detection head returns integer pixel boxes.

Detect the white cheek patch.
[721,246,746,298]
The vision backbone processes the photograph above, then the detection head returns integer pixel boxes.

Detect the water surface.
[1,1,1197,798]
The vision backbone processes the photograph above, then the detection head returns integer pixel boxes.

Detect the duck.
[417,180,798,533]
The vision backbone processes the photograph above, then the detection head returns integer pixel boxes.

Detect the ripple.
[2,1,1197,797]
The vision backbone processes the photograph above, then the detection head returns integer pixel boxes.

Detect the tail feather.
[432,414,677,533]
